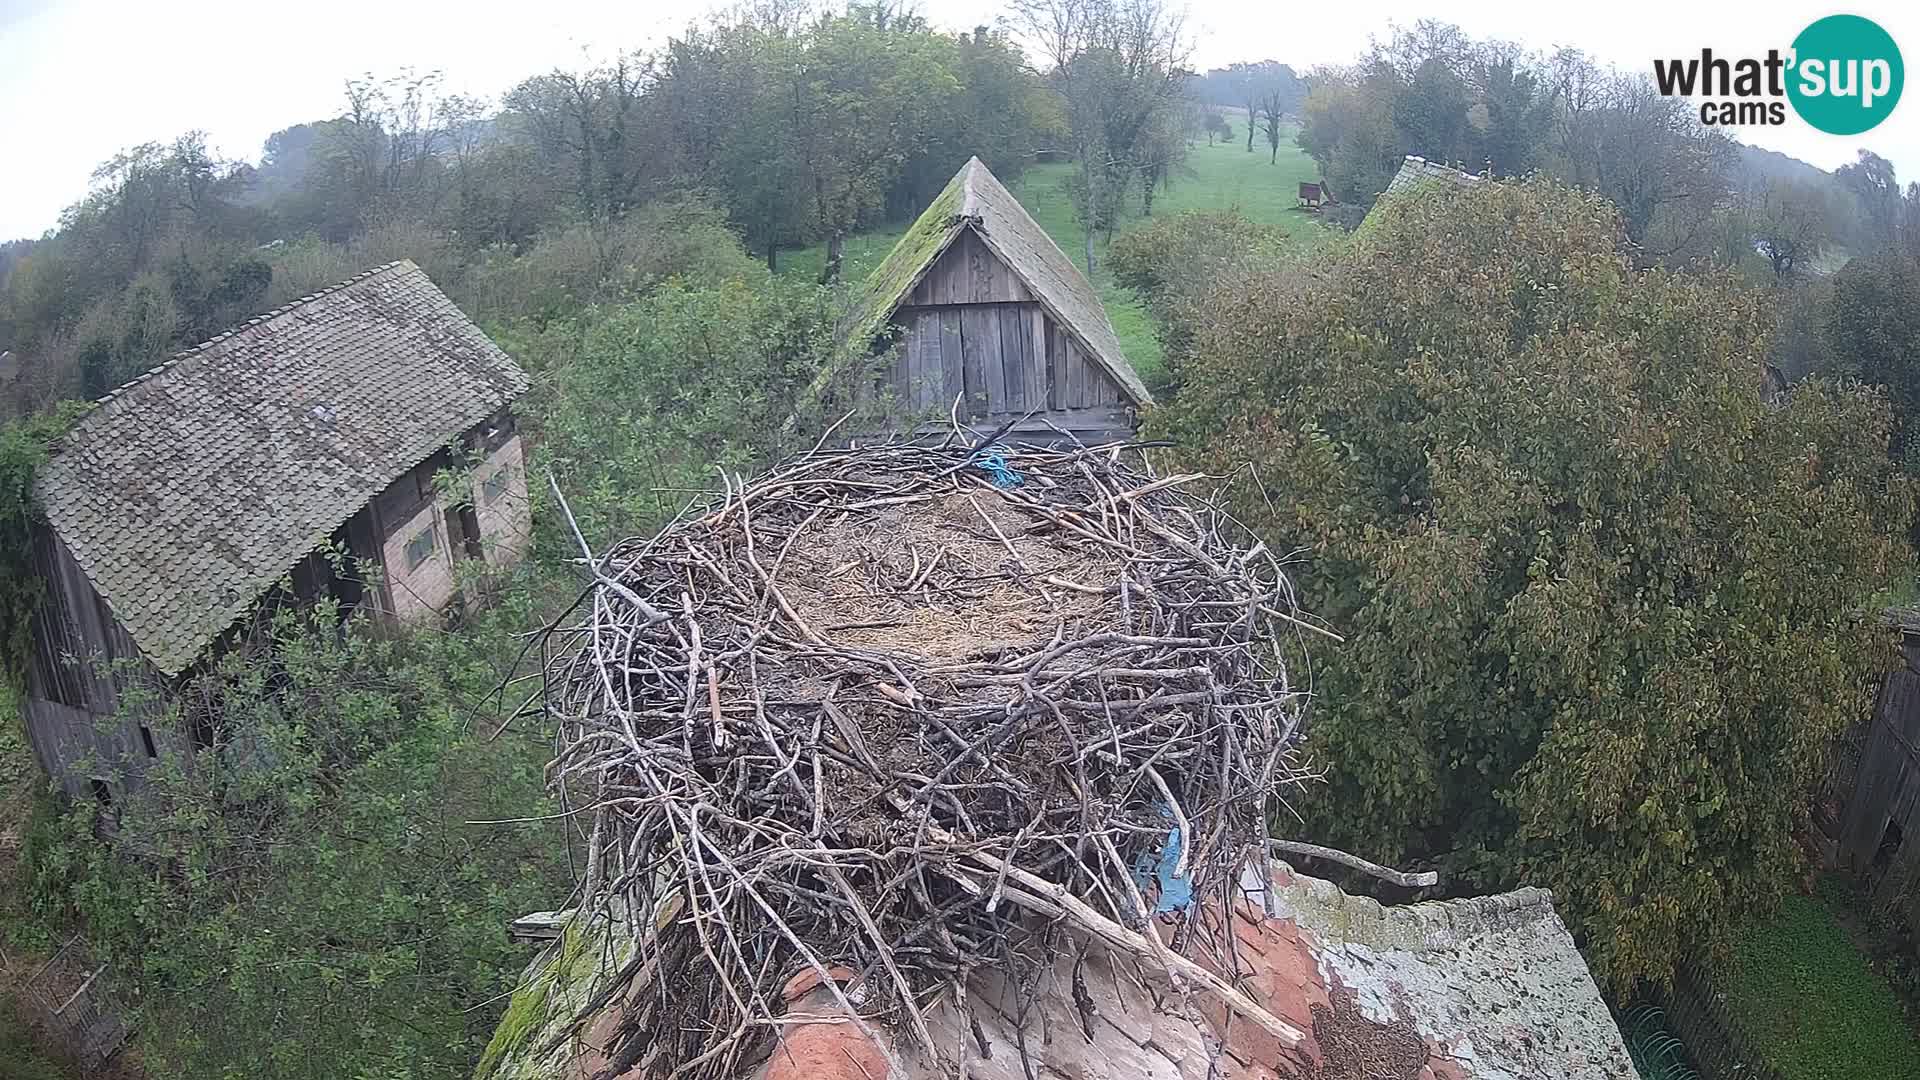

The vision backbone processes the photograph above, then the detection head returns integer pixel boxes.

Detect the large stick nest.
[541,437,1322,1078]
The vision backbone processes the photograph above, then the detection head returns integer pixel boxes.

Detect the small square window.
[481,469,510,506]
[405,525,437,570]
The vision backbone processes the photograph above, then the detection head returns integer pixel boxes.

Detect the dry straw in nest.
[540,434,1331,1078]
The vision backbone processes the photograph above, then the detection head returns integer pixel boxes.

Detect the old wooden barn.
[1824,612,1920,904]
[22,260,533,799]
[843,157,1151,445]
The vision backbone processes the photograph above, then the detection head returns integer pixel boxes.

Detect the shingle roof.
[482,862,1635,1080]
[852,157,1151,406]
[1382,154,1483,200]
[35,260,528,676]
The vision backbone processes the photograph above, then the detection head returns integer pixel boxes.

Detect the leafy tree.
[785,9,958,283]
[1015,0,1192,273]
[504,54,663,229]
[23,590,570,1079]
[1108,209,1297,385]
[1818,254,1920,470]
[1838,150,1902,244]
[1469,46,1553,175]
[530,276,844,544]
[1295,63,1401,205]
[1392,57,1473,165]
[1748,179,1836,280]
[1547,54,1737,260]
[1149,177,1914,989]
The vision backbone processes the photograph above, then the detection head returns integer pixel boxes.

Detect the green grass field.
[1719,887,1920,1079]
[786,129,1335,380]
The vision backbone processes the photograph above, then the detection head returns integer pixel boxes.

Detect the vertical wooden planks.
[959,307,999,419]
[999,306,1029,413]
[1062,335,1085,408]
[904,316,927,409]
[941,309,970,419]
[1045,318,1061,410]
[939,311,965,411]
[1029,308,1048,408]
[967,232,994,305]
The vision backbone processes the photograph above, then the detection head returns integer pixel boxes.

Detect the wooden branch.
[1268,839,1439,888]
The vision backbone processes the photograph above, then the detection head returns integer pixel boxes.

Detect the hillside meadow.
[784,129,1337,381]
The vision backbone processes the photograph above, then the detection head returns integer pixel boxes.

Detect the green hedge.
[1720,891,1920,1080]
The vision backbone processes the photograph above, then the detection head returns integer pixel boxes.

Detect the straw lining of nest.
[539,435,1329,1078]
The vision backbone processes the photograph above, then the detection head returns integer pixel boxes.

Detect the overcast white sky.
[1,0,1916,240]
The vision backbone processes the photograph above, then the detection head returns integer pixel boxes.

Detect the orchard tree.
[1150,177,1914,989]
[1015,0,1191,273]
[786,9,957,283]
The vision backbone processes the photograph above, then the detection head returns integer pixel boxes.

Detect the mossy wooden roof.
[35,261,529,675]
[851,157,1151,406]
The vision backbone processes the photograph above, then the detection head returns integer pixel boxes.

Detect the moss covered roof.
[849,157,1150,407]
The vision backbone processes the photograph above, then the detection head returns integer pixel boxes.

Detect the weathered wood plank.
[968,232,995,304]
[1063,336,1086,408]
[902,318,924,409]
[925,315,951,410]
[1029,308,1048,408]
[1045,319,1061,410]
[1000,306,1029,413]
[939,312,965,411]
[943,309,972,419]
[908,230,1036,306]
[961,307,1001,420]
[1843,670,1920,870]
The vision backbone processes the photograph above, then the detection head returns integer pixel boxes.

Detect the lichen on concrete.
[474,916,634,1080]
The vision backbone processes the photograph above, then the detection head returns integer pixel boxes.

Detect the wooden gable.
[871,226,1132,442]
[904,230,1034,306]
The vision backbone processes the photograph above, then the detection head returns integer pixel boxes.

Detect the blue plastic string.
[970,447,1024,490]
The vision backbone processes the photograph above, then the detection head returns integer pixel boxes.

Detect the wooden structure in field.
[1297,181,1330,210]
[21,261,533,800]
[844,157,1151,445]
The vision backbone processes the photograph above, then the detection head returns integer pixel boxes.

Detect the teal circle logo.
[1788,14,1903,135]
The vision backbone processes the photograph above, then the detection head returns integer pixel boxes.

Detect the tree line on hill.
[1293,18,1917,277]
[0,0,1230,415]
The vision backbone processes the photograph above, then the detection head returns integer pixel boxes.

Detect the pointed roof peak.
[853,156,1150,406]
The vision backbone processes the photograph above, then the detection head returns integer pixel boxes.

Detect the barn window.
[481,469,510,506]
[405,524,438,570]
[139,725,157,759]
[88,777,113,806]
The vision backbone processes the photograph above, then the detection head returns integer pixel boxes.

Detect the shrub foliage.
[1149,178,1915,988]
[20,594,571,1079]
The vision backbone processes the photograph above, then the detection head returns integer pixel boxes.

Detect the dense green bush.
[1150,177,1915,990]
[459,198,766,327]
[21,585,572,1080]
[526,276,847,549]
[1107,210,1301,388]
[1817,255,1920,469]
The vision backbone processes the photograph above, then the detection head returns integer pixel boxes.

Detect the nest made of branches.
[540,435,1328,1079]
